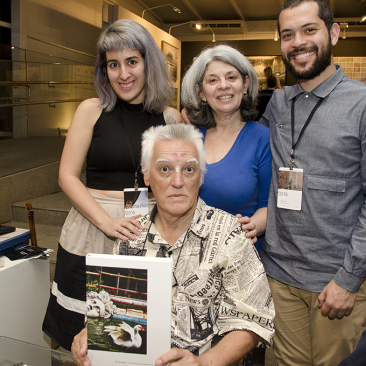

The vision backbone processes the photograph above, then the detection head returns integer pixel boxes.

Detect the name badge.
[277,167,303,211]
[124,188,149,217]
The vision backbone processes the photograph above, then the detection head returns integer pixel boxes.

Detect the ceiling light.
[207,25,216,42]
[169,21,198,35]
[274,29,279,41]
[142,4,181,19]
[340,22,348,39]
[196,23,202,30]
[362,15,366,22]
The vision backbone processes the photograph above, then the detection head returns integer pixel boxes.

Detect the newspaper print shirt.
[114,198,275,353]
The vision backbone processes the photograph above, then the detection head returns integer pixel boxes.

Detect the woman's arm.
[163,106,181,124]
[59,99,142,240]
[237,207,267,243]
[238,129,272,243]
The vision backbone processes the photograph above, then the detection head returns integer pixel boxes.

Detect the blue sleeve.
[256,128,272,210]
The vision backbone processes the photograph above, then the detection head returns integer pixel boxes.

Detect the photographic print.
[86,253,172,365]
[86,265,148,355]
[161,41,178,81]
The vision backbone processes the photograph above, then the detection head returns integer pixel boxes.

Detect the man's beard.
[282,38,332,80]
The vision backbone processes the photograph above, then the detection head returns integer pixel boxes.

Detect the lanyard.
[118,110,151,189]
[124,130,140,189]
[289,96,324,169]
[139,219,190,287]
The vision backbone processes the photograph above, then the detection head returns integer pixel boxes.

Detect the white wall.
[25,0,103,59]
[10,1,181,137]
[11,0,102,137]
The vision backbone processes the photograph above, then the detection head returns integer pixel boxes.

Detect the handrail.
[0,81,93,86]
[0,59,93,66]
[0,81,94,104]
[27,36,96,59]
[0,99,85,108]
[0,97,28,100]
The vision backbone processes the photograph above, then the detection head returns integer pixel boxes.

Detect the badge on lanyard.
[118,112,151,218]
[124,188,149,217]
[278,96,324,210]
[277,167,303,210]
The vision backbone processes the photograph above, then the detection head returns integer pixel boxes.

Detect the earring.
[201,98,207,109]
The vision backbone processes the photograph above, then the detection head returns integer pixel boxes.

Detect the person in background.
[42,19,180,351]
[264,66,282,90]
[256,76,277,121]
[181,44,272,254]
[71,124,275,366]
[260,0,366,365]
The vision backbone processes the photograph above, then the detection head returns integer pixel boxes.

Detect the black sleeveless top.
[86,99,165,191]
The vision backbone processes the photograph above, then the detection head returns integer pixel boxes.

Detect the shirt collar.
[149,197,211,243]
[288,64,345,100]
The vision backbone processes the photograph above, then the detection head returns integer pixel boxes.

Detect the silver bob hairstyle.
[141,124,207,185]
[95,19,174,113]
[181,44,259,128]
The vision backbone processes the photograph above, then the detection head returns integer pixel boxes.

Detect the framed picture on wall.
[161,41,178,81]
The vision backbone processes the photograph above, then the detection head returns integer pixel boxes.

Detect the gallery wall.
[10,0,181,137]
[181,37,366,89]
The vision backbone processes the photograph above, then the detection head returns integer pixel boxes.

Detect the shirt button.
[279,125,283,128]
[305,94,309,98]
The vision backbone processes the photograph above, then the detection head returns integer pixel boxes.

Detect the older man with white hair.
[72,124,274,366]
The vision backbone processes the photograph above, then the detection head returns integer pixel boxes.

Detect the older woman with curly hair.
[181,45,271,252]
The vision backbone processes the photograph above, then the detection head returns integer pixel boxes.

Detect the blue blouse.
[197,122,272,251]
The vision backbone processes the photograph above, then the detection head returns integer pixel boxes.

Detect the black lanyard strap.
[123,129,140,189]
[289,96,324,169]
[118,109,151,189]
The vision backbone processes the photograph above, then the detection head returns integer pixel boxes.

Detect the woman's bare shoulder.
[163,107,182,124]
[77,98,103,112]
[75,98,103,123]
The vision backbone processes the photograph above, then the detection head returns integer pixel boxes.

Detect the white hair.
[181,44,259,127]
[141,124,207,184]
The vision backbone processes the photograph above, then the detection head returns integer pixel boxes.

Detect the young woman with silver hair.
[181,44,272,253]
[42,19,180,350]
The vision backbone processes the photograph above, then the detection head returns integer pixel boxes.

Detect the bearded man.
[259,1,366,365]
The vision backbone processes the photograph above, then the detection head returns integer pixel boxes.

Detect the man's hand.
[318,280,357,319]
[71,328,90,366]
[181,108,192,125]
[236,214,257,244]
[156,348,207,366]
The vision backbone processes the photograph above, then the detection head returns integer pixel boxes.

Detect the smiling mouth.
[119,81,134,88]
[293,51,315,60]
[217,95,233,100]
